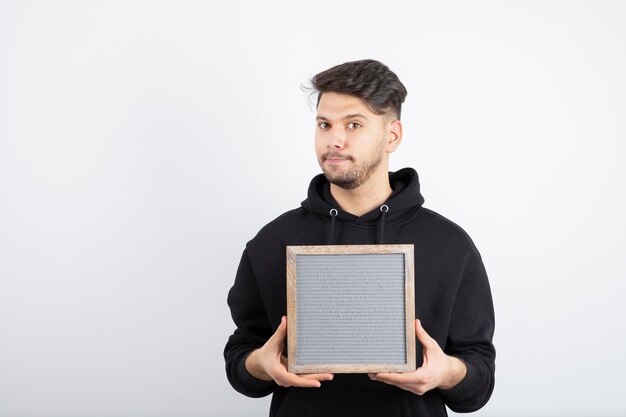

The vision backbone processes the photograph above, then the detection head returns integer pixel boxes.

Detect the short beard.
[320,146,385,190]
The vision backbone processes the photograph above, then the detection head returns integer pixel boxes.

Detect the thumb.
[415,319,437,352]
[268,316,288,347]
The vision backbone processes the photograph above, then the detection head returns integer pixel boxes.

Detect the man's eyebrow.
[315,113,369,121]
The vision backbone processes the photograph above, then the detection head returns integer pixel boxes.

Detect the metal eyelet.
[380,205,389,213]
[329,209,338,217]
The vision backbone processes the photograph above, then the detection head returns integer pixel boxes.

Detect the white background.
[1,1,625,416]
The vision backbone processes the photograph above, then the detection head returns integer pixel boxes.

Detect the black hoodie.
[224,168,495,417]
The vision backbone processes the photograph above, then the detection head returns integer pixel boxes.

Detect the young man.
[224,59,496,417]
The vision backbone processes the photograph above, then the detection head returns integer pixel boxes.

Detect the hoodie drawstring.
[378,205,389,244]
[328,209,338,244]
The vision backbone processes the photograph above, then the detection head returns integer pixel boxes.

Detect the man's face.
[315,92,399,190]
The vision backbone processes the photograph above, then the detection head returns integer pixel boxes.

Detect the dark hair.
[308,59,408,119]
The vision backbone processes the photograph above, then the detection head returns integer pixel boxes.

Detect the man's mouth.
[323,153,352,163]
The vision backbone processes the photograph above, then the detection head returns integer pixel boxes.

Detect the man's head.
[309,59,407,190]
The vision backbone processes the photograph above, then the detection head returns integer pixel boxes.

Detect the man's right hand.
[245,316,334,388]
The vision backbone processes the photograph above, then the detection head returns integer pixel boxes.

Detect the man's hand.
[368,319,466,395]
[245,316,334,388]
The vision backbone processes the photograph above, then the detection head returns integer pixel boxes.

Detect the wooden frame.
[286,244,415,374]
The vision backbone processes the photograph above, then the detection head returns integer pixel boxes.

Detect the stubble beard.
[320,141,386,190]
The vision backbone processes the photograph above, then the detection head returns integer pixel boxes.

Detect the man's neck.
[329,171,393,217]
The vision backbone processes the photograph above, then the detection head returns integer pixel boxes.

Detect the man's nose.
[328,127,346,149]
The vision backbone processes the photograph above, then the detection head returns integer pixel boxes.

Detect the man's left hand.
[368,319,467,395]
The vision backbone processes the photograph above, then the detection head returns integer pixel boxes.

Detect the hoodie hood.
[301,167,425,237]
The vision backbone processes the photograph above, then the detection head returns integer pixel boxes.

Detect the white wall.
[1,1,625,416]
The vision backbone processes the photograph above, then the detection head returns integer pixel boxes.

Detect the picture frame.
[286,244,416,374]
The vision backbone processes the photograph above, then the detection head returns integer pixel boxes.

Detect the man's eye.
[318,122,329,129]
[348,122,361,129]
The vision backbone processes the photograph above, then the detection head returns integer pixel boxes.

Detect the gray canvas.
[295,253,406,365]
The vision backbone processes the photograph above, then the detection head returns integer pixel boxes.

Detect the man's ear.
[386,119,403,153]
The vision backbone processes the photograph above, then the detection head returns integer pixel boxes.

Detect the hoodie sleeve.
[438,258,496,412]
[224,248,276,397]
